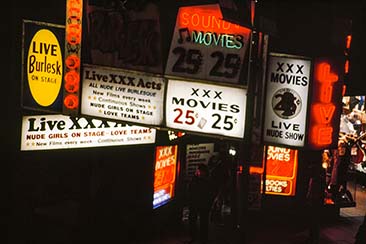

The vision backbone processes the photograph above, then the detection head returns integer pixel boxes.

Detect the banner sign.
[263,53,311,147]
[153,145,178,209]
[265,146,298,196]
[165,79,247,139]
[84,1,163,74]
[165,4,251,83]
[81,64,165,126]
[21,114,156,151]
[21,20,65,113]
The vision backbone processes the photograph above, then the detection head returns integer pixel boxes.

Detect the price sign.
[165,4,251,83]
[165,79,247,139]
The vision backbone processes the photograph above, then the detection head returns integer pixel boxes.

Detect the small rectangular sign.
[21,114,156,151]
[153,145,178,209]
[81,64,165,126]
[165,79,247,139]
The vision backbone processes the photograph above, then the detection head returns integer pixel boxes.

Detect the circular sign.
[27,29,63,107]
[271,88,302,119]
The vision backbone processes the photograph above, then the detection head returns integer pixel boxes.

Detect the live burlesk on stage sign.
[165,79,247,139]
[81,64,165,126]
[263,53,311,147]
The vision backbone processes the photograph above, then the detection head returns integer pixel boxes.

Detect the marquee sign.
[165,79,247,139]
[21,114,156,151]
[263,53,311,147]
[165,4,251,83]
[21,20,65,113]
[81,64,165,126]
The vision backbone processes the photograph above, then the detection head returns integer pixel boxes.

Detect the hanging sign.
[21,114,156,151]
[263,53,311,147]
[165,79,247,139]
[165,4,251,83]
[21,20,65,113]
[81,64,165,126]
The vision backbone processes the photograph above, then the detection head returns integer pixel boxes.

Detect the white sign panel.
[165,79,247,138]
[81,64,165,126]
[165,4,251,83]
[21,114,156,151]
[263,53,311,147]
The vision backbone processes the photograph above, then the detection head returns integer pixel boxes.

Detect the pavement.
[145,184,366,244]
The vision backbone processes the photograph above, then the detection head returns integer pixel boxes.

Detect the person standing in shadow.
[305,162,325,244]
[186,163,212,244]
[355,212,366,244]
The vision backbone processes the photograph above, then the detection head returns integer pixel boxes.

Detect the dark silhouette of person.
[274,91,297,116]
[187,164,212,244]
[305,162,325,244]
[355,212,366,244]
[208,152,231,225]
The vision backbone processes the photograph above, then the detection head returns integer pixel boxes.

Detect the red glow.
[316,62,338,83]
[63,94,79,109]
[177,4,251,36]
[346,35,352,49]
[312,103,335,124]
[344,60,349,74]
[310,125,333,145]
[308,60,341,149]
[264,146,298,196]
[65,55,80,69]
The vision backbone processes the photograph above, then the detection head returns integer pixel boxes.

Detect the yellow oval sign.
[27,29,63,107]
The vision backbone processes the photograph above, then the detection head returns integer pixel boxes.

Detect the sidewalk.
[145,182,366,244]
[145,205,364,244]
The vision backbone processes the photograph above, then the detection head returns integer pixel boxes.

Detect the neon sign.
[265,146,298,196]
[63,0,82,115]
[308,60,343,149]
[153,145,178,209]
[165,4,251,84]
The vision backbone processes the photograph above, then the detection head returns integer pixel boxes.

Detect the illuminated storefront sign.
[63,0,83,115]
[265,146,298,196]
[81,64,165,126]
[21,20,64,113]
[165,79,247,139]
[307,59,343,149]
[153,145,178,209]
[263,53,311,147]
[165,4,251,83]
[21,114,156,151]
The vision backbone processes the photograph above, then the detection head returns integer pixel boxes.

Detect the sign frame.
[263,52,312,148]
